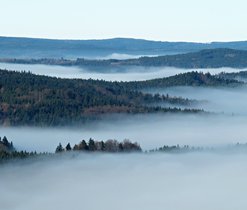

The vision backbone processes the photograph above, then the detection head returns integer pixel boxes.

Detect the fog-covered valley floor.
[2,153,247,210]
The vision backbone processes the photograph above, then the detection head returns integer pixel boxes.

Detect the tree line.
[2,136,247,163]
[55,139,142,153]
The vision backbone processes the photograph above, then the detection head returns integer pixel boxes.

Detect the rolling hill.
[1,36,247,59]
[2,48,247,69]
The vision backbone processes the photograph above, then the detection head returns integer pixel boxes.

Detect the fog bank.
[147,86,247,114]
[1,114,247,152]
[85,53,158,60]
[1,153,247,210]
[0,63,246,81]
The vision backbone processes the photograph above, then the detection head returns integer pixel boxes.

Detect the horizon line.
[1,35,247,44]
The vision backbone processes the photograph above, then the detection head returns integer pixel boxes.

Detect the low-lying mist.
[85,53,158,60]
[146,86,247,114]
[1,63,247,210]
[1,62,246,81]
[1,114,247,153]
[1,153,247,210]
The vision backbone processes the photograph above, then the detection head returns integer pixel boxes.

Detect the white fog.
[0,62,246,81]
[1,114,247,153]
[1,153,247,210]
[85,53,158,60]
[2,0,247,209]
[147,86,247,115]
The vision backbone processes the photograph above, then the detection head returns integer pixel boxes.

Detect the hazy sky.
[1,0,246,42]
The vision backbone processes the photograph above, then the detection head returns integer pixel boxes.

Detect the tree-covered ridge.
[218,70,247,81]
[133,48,247,68]
[0,70,203,126]
[2,48,247,69]
[124,71,242,89]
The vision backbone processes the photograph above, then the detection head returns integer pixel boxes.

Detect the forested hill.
[124,71,242,89]
[2,48,247,69]
[133,48,247,68]
[0,70,206,126]
[0,70,241,126]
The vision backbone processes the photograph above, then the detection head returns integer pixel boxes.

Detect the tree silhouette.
[65,143,72,151]
[55,143,64,153]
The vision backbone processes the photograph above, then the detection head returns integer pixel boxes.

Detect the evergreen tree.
[2,136,9,146]
[55,143,64,153]
[88,138,96,151]
[65,143,72,151]
[77,140,89,151]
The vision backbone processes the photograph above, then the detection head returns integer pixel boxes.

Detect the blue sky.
[1,0,246,42]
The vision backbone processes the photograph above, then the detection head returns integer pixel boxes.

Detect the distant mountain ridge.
[1,36,247,59]
[2,48,247,69]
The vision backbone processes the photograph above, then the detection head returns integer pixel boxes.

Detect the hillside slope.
[0,70,205,126]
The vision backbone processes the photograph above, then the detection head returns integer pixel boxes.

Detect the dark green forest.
[0,69,242,126]
[124,71,241,89]
[0,69,211,126]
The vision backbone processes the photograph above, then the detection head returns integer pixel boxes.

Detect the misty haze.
[2,153,247,210]
[1,0,247,209]
[1,62,246,81]
[2,64,247,209]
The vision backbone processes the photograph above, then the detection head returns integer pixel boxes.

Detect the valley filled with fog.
[2,153,247,210]
[2,0,247,208]
[0,64,247,151]
[1,62,246,81]
[2,64,247,210]
[1,114,247,153]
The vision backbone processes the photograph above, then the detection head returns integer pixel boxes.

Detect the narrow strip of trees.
[55,138,142,153]
[3,135,247,163]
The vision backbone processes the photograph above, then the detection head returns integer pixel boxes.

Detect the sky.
[0,0,246,42]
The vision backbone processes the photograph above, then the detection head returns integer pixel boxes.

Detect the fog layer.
[0,62,245,81]
[1,153,247,210]
[147,86,247,115]
[2,114,247,152]
[85,53,158,60]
